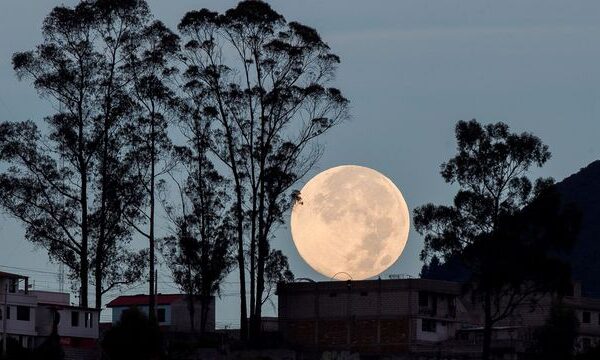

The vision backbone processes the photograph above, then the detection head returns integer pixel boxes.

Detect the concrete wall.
[170,298,216,333]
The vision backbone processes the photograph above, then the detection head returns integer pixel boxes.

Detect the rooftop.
[106,294,186,307]
[0,270,28,279]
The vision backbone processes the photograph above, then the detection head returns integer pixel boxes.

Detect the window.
[5,306,10,320]
[329,292,337,297]
[422,319,436,333]
[8,279,17,293]
[84,312,93,328]
[360,291,368,297]
[418,291,429,307]
[71,311,79,327]
[16,306,30,321]
[583,311,591,324]
[157,308,166,323]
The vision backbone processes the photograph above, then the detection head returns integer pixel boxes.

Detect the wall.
[111,304,172,326]
[170,298,216,333]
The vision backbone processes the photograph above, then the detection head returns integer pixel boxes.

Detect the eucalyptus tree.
[0,0,155,309]
[161,104,235,334]
[122,20,180,320]
[2,2,103,308]
[414,119,579,360]
[89,0,151,309]
[178,0,349,339]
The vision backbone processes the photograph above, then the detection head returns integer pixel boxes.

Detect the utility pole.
[2,283,8,358]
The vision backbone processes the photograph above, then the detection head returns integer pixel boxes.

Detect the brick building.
[279,278,600,358]
[278,278,474,356]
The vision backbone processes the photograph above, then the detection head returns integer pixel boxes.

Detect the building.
[279,278,600,358]
[278,278,475,356]
[0,270,99,355]
[106,294,216,333]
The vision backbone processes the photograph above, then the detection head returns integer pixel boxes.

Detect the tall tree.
[122,19,179,321]
[161,100,235,335]
[89,0,151,310]
[178,0,349,339]
[3,3,100,307]
[414,119,579,360]
[2,0,153,309]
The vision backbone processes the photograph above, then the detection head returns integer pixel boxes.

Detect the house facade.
[0,270,99,353]
[106,294,216,333]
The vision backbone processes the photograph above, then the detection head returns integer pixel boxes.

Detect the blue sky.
[1,0,599,326]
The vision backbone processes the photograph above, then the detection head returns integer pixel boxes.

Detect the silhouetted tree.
[178,0,349,339]
[122,19,179,321]
[88,0,151,310]
[161,106,235,335]
[262,249,294,309]
[101,307,162,360]
[414,120,579,360]
[2,0,154,310]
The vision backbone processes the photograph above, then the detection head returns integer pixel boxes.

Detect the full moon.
[290,165,410,280]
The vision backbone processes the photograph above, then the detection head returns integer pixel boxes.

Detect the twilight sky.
[1,0,599,326]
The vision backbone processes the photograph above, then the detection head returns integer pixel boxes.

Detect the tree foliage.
[414,119,579,360]
[2,0,153,308]
[161,106,235,334]
[177,0,349,339]
[101,307,162,360]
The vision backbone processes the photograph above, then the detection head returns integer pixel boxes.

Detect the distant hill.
[422,160,600,298]
[555,160,600,298]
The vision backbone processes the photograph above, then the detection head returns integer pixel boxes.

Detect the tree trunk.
[188,294,196,334]
[482,291,493,360]
[235,187,248,341]
[148,120,156,322]
[200,295,210,337]
[80,159,89,308]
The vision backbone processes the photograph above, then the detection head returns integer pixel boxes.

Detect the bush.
[101,307,163,360]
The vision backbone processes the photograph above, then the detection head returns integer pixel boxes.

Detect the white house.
[106,294,215,333]
[0,270,99,353]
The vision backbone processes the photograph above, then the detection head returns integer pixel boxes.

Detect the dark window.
[71,311,79,327]
[157,308,166,323]
[6,306,10,319]
[418,291,429,307]
[16,306,30,321]
[0,308,2,320]
[422,319,436,332]
[360,291,368,297]
[583,311,591,324]
[8,279,17,293]
[329,292,337,297]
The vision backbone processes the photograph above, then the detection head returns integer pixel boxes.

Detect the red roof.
[106,294,185,307]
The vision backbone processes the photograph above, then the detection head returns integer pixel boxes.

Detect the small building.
[0,270,99,355]
[106,294,216,333]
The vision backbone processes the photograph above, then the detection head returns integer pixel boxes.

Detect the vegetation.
[414,119,580,360]
[101,307,162,360]
[0,0,346,345]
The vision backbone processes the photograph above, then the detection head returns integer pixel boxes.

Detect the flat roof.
[0,270,28,279]
[278,278,463,295]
